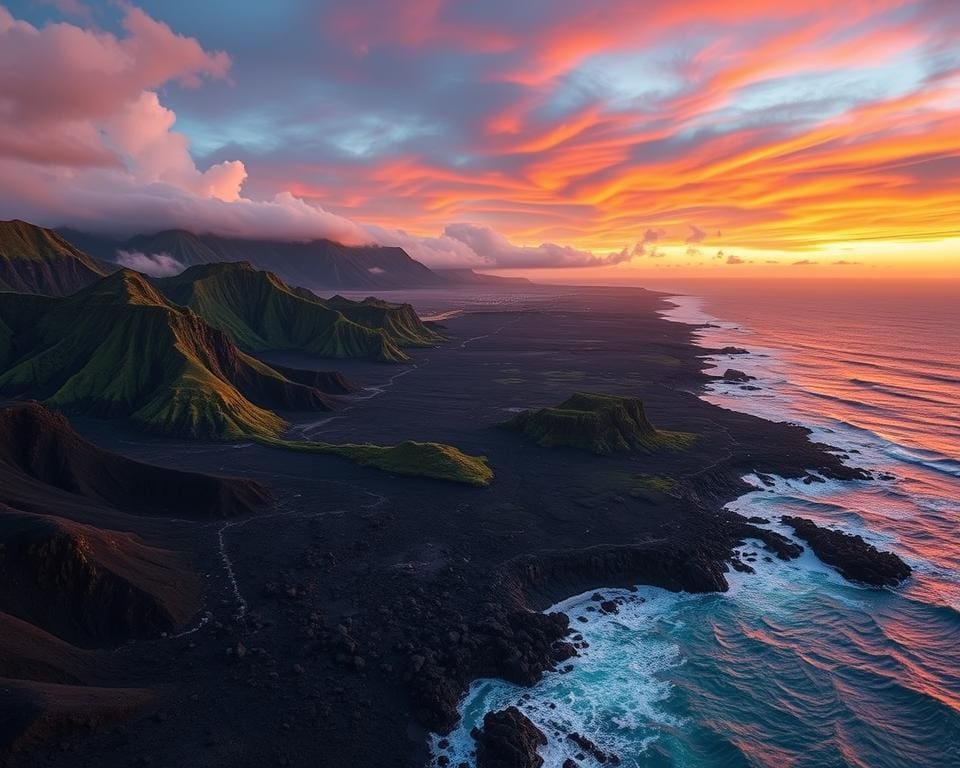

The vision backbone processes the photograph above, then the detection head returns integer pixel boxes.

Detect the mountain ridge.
[61,228,444,290]
[154,261,417,362]
[0,220,109,296]
[0,270,340,439]
[58,227,534,290]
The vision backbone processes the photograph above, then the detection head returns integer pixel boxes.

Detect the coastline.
[437,285,957,768]
[7,285,881,768]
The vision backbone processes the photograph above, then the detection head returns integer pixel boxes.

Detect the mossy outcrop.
[503,392,694,455]
[262,437,494,486]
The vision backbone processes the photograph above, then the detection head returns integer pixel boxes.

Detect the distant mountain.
[0,270,340,440]
[431,268,532,286]
[61,228,447,290]
[154,261,417,361]
[58,228,542,290]
[0,220,109,296]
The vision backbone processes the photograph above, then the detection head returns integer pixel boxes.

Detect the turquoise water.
[431,281,960,768]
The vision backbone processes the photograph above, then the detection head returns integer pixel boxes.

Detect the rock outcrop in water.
[471,707,546,768]
[721,368,754,383]
[503,392,693,455]
[781,516,911,586]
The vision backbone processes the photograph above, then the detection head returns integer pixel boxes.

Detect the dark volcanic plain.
[4,286,867,768]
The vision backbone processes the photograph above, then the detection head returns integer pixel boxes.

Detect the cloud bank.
[3,2,958,273]
[0,5,636,269]
[115,250,185,276]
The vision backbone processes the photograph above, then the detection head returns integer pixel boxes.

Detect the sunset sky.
[1,1,958,278]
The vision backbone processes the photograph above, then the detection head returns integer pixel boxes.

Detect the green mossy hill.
[155,262,410,362]
[0,220,107,296]
[0,270,336,440]
[262,437,493,487]
[504,392,695,455]
[319,294,444,347]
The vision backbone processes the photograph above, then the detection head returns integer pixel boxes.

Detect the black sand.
[5,286,865,767]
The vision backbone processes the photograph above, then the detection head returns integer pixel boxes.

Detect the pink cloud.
[0,5,368,245]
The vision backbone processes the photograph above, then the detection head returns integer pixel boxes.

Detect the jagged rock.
[721,369,754,383]
[781,516,910,586]
[471,707,545,768]
[566,732,619,764]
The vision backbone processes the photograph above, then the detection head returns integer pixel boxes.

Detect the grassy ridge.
[0,271,330,439]
[319,294,445,348]
[504,392,695,455]
[0,220,107,296]
[260,437,493,486]
[156,263,417,362]
[0,258,488,486]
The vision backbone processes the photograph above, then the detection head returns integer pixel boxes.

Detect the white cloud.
[115,250,185,276]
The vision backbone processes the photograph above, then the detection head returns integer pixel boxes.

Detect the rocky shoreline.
[2,286,892,768]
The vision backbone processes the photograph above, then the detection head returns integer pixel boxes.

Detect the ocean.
[432,279,960,767]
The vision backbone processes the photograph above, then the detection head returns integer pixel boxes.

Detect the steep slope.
[0,402,268,518]
[267,364,357,395]
[0,271,337,439]
[155,262,409,361]
[503,392,695,455]
[62,229,446,290]
[320,294,445,347]
[0,508,197,647]
[0,612,96,685]
[0,678,152,755]
[0,220,108,296]
[0,401,270,751]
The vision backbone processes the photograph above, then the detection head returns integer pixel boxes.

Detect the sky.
[1,0,958,278]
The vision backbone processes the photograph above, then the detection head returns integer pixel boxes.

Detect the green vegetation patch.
[260,437,493,487]
[156,262,411,362]
[586,471,682,504]
[503,392,695,456]
[0,271,324,441]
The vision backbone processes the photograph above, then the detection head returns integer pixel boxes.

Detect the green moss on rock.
[504,392,695,455]
[261,437,493,486]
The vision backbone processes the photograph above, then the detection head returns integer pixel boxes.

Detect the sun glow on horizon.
[1,1,958,276]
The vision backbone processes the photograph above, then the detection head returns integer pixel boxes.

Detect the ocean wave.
[435,290,960,768]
